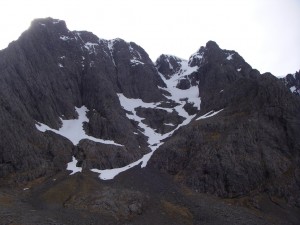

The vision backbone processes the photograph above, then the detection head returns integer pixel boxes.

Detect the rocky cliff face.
[281,70,300,96]
[150,42,300,207]
[0,17,299,223]
[0,18,169,181]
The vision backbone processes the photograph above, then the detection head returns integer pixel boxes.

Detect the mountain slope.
[0,18,164,180]
[0,17,299,224]
[150,42,300,207]
[0,18,201,181]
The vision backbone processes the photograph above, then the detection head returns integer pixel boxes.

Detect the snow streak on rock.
[36,106,125,175]
[67,156,82,175]
[226,53,234,60]
[84,42,98,54]
[36,106,123,146]
[196,109,224,120]
[130,59,144,66]
[91,61,201,180]
[159,59,201,110]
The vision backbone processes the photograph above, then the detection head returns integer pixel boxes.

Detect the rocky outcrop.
[64,186,148,219]
[190,41,259,112]
[110,39,166,102]
[135,107,185,134]
[150,43,300,206]
[0,17,168,182]
[76,140,143,170]
[281,70,300,96]
[155,54,183,79]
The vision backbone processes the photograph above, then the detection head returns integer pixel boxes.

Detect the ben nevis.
[0,18,299,225]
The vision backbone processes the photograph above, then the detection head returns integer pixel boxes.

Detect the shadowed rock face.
[151,54,300,206]
[0,17,300,222]
[281,70,300,96]
[0,17,167,181]
[155,54,183,79]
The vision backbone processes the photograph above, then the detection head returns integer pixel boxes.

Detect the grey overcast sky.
[0,0,299,77]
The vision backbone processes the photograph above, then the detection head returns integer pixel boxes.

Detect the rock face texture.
[281,70,300,96]
[150,41,300,207]
[0,18,167,181]
[155,54,183,79]
[0,17,300,224]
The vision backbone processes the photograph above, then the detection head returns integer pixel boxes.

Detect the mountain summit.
[0,18,299,224]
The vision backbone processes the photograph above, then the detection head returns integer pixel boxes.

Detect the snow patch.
[226,53,234,60]
[84,42,98,54]
[129,43,142,60]
[189,51,204,65]
[168,58,174,70]
[36,106,124,176]
[130,59,144,66]
[35,106,122,146]
[191,52,203,60]
[91,160,143,180]
[53,20,60,24]
[67,156,82,175]
[60,35,71,41]
[107,40,116,66]
[118,94,173,113]
[196,109,224,120]
[290,86,296,92]
[177,60,199,77]
[164,123,175,126]
[158,61,200,111]
[89,61,95,67]
[91,91,198,180]
[107,40,114,52]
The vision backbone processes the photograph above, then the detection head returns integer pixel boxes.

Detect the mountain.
[151,44,300,198]
[0,18,299,225]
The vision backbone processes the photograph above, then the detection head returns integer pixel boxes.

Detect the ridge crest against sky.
[1,0,299,77]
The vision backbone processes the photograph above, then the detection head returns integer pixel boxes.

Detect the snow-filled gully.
[35,59,223,180]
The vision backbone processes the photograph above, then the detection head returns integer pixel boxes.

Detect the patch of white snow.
[290,86,296,92]
[164,123,175,126]
[60,35,71,41]
[129,43,142,60]
[226,53,234,60]
[130,59,144,66]
[67,156,82,175]
[35,106,123,146]
[84,42,98,54]
[107,40,116,66]
[189,51,204,65]
[196,109,224,120]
